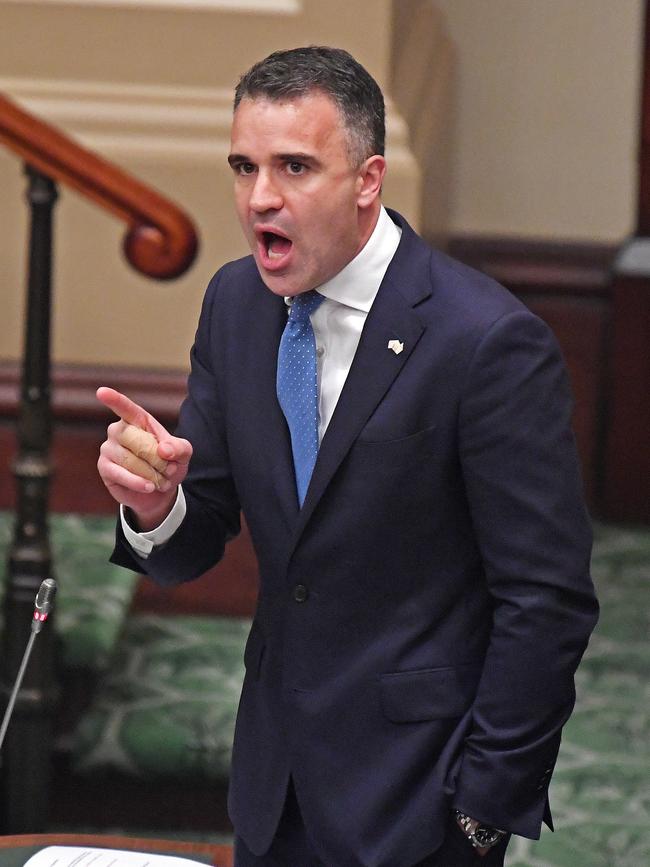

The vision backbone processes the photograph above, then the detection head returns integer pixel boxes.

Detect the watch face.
[474,825,503,847]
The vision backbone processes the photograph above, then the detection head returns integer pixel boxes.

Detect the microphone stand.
[0,579,57,751]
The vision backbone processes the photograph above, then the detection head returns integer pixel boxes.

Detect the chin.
[257,272,295,297]
[256,268,311,298]
[263,282,291,297]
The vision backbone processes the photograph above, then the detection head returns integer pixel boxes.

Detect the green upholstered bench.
[2,510,253,785]
[0,511,138,672]
[71,614,250,781]
[68,518,256,784]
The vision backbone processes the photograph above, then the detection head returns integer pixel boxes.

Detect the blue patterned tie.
[277,290,325,506]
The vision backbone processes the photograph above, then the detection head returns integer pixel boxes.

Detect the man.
[97,47,598,867]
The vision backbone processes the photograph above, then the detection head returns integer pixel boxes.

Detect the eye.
[286,161,306,176]
[232,161,255,176]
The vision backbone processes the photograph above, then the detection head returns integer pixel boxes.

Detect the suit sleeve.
[453,309,599,838]
[111,270,241,584]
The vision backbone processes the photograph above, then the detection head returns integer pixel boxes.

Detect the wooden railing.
[0,92,198,278]
[0,90,199,834]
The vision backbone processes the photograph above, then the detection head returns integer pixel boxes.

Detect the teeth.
[265,232,291,260]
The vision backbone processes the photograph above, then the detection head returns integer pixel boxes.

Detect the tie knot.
[288,290,324,323]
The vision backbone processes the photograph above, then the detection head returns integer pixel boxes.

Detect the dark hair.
[234,46,385,165]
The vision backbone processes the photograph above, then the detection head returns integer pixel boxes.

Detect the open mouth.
[255,227,293,270]
[264,231,292,260]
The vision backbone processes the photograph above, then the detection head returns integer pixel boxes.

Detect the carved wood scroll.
[0,92,198,279]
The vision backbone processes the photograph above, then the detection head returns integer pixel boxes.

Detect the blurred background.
[0,2,648,865]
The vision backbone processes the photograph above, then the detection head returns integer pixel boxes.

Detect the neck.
[355,202,382,256]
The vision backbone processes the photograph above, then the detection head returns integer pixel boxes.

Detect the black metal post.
[1,166,59,832]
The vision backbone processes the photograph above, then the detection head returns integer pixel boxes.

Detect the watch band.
[454,810,506,850]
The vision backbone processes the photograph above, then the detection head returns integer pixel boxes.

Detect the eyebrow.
[227,152,321,167]
[276,152,319,165]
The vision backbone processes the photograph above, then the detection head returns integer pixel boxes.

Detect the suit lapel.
[289,218,432,546]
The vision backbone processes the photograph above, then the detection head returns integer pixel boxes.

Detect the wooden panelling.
[0,361,187,514]
[601,0,650,522]
[0,361,259,615]
[447,236,617,296]
[601,275,650,523]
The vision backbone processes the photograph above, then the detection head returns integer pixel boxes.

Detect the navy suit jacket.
[113,211,598,867]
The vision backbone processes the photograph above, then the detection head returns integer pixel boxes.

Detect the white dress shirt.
[122,206,401,556]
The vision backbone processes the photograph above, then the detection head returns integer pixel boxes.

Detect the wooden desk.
[0,833,233,866]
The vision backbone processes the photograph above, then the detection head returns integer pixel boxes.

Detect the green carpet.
[506,523,650,866]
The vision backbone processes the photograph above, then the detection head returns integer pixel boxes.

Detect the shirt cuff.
[120,485,187,558]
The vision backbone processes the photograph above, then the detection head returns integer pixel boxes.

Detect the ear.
[356,155,386,209]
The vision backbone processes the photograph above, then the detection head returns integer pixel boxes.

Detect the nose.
[249,170,283,213]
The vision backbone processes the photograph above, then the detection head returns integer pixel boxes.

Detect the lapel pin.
[388,339,404,355]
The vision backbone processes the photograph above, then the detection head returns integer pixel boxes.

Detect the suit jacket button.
[293,584,309,603]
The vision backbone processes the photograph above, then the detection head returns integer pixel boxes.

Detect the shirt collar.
[315,206,401,313]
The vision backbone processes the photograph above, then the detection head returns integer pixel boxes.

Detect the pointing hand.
[96,386,193,529]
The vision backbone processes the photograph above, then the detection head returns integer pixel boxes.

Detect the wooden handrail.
[0,92,198,279]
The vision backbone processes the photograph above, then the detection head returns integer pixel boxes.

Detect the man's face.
[229,93,371,296]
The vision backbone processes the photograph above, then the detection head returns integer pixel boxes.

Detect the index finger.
[96,387,149,428]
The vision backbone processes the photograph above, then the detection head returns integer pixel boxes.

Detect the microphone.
[0,578,58,750]
[32,577,57,633]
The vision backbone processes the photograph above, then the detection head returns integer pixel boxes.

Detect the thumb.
[157,435,193,465]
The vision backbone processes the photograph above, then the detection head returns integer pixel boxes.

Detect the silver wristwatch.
[454,810,506,850]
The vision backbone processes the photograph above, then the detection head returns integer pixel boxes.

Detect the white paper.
[23,845,208,867]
